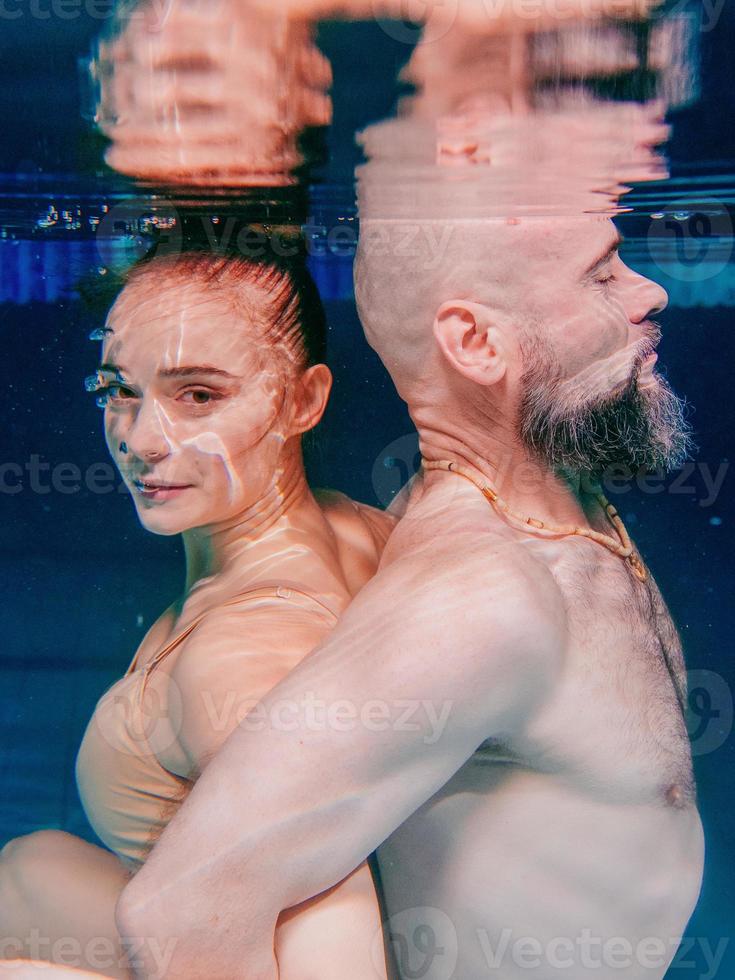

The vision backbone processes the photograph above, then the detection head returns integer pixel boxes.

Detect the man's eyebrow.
[97,364,239,381]
[582,232,625,278]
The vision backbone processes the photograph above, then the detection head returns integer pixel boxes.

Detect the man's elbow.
[115,875,141,934]
[115,870,162,950]
[115,871,189,979]
[115,866,283,980]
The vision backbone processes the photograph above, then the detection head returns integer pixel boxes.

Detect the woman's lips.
[133,480,193,502]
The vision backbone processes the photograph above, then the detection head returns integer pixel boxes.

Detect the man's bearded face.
[517,327,694,478]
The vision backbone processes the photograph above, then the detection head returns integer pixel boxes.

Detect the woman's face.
[97,273,293,537]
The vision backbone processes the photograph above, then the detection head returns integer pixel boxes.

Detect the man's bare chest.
[488,540,696,806]
[565,544,685,694]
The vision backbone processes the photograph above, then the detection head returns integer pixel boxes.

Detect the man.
[114,169,704,979]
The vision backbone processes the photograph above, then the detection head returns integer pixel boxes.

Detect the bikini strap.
[128,582,340,682]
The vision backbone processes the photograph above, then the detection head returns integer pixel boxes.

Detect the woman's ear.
[433,300,507,386]
[289,363,333,436]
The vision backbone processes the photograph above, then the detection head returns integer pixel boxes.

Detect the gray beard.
[519,344,694,479]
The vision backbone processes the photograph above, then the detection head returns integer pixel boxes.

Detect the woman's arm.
[274,863,386,980]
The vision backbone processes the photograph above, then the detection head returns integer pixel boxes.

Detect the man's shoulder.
[369,518,568,684]
[388,508,562,599]
[447,533,563,649]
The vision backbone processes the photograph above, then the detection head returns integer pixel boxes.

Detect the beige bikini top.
[125,582,340,703]
[76,583,340,869]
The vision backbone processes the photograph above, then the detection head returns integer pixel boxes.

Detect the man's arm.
[117,537,564,979]
[140,600,389,980]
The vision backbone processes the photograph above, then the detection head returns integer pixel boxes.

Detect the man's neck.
[416,419,593,531]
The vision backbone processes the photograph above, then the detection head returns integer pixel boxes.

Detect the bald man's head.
[355,214,691,476]
[355,218,524,400]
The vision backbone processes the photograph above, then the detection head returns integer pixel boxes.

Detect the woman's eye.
[93,386,221,409]
[179,388,222,407]
[95,384,138,408]
[595,274,616,289]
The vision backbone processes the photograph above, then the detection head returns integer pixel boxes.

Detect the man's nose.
[629,273,669,324]
[125,397,172,462]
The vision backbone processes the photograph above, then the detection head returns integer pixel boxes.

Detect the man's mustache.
[636,320,663,361]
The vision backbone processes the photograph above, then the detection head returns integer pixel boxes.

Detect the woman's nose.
[124,398,172,462]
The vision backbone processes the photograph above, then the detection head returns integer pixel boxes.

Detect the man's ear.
[433,300,507,386]
[289,363,333,436]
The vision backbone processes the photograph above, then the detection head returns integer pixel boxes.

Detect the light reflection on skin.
[100,275,296,540]
[526,218,668,402]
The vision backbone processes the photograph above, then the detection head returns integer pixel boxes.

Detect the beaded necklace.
[422,458,647,582]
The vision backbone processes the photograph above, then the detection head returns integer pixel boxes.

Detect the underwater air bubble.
[85,371,108,392]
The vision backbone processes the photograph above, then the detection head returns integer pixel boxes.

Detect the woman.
[0,240,394,979]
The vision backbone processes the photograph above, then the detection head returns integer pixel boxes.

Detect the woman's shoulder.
[316,489,397,546]
[315,489,397,594]
[165,584,339,722]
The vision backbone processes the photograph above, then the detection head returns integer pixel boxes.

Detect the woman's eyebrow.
[98,362,126,376]
[97,364,240,382]
[157,366,240,380]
